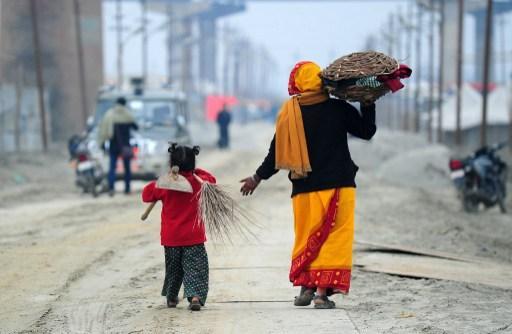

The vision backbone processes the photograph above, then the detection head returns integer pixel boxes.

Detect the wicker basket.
[321,51,399,103]
[325,84,390,103]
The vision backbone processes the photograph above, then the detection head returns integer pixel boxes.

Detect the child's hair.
[168,143,200,172]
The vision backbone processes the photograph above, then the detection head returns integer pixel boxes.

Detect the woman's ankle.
[316,287,327,296]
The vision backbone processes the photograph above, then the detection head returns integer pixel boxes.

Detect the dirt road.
[1,123,511,334]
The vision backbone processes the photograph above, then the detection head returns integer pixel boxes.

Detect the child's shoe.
[167,297,178,308]
[188,297,201,311]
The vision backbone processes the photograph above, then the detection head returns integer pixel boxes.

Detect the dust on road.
[1,123,511,334]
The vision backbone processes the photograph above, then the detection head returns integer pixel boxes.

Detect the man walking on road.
[216,105,232,149]
[98,97,138,196]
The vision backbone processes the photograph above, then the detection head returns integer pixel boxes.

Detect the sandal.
[294,287,315,306]
[166,297,179,308]
[314,295,336,309]
[188,298,201,311]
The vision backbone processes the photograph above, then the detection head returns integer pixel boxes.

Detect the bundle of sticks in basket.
[321,51,412,104]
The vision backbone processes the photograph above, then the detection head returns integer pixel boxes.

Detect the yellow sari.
[289,188,355,294]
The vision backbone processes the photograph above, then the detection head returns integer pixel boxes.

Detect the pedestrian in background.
[216,105,232,149]
[240,61,377,309]
[98,97,138,196]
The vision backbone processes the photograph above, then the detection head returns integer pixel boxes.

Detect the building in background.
[0,0,103,143]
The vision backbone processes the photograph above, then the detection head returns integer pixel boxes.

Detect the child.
[142,143,216,311]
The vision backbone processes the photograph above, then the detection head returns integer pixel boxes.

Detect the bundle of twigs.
[321,51,399,103]
[195,178,258,243]
[322,51,398,80]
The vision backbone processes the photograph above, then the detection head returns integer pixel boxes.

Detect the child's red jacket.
[142,168,216,247]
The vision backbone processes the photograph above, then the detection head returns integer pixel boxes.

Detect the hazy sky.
[103,0,405,90]
[103,1,512,94]
[220,1,405,92]
[220,1,404,66]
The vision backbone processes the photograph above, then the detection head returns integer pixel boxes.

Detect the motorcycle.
[68,134,107,197]
[449,142,508,213]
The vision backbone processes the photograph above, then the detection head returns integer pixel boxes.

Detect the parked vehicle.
[68,134,107,197]
[449,142,508,213]
[86,85,191,181]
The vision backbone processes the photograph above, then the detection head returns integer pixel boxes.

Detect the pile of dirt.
[350,130,452,190]
[350,131,429,168]
[375,145,452,189]
[0,149,74,207]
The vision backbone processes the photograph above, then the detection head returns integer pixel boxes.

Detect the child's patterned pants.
[162,244,209,305]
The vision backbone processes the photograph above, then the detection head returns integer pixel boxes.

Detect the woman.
[240,61,376,309]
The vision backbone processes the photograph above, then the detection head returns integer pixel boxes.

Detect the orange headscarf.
[276,61,328,179]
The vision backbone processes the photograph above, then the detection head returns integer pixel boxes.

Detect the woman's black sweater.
[255,99,376,197]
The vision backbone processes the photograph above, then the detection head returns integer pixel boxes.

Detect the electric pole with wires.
[437,0,445,143]
[481,0,494,147]
[30,0,48,152]
[455,0,465,146]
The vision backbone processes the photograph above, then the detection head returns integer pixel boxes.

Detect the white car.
[88,89,191,180]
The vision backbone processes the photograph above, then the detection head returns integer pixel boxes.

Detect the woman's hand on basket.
[240,174,261,196]
[360,98,375,107]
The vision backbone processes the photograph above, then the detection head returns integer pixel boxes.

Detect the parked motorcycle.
[68,134,107,197]
[449,142,508,213]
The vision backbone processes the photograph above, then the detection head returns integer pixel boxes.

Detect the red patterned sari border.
[292,268,351,294]
[289,189,340,283]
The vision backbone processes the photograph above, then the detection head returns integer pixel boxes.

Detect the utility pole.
[414,4,423,133]
[0,0,4,152]
[396,7,403,130]
[481,0,493,147]
[387,14,395,130]
[455,0,464,146]
[427,0,435,143]
[403,2,413,132]
[437,0,445,143]
[233,41,241,97]
[222,25,231,95]
[260,48,270,98]
[509,76,512,153]
[240,41,249,97]
[141,0,148,84]
[30,0,48,152]
[116,0,123,89]
[181,19,192,93]
[74,0,88,127]
[499,15,506,85]
[15,65,23,153]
